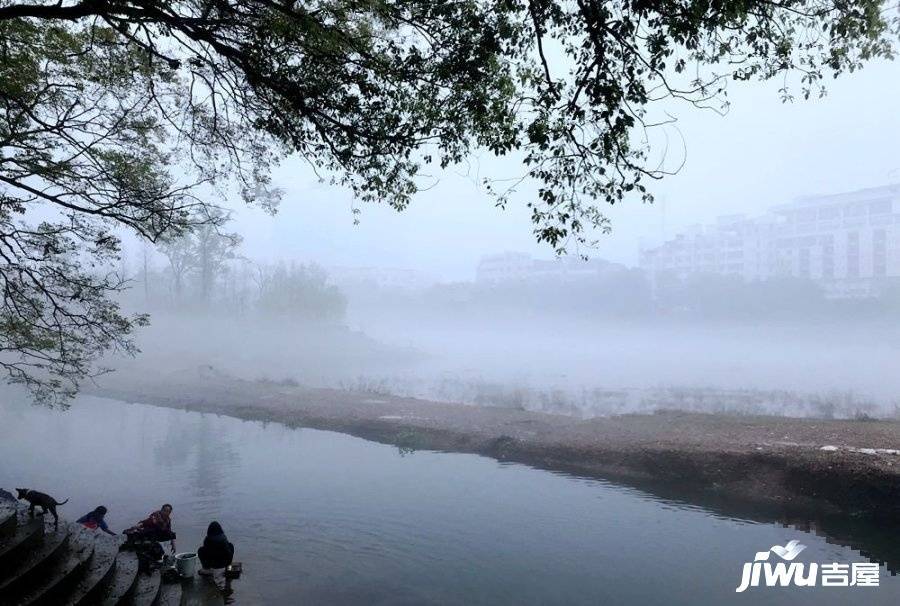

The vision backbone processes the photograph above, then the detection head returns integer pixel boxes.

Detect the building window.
[873,229,887,277]
[799,248,811,277]
[822,235,835,279]
[847,231,860,278]
[869,199,893,215]
[818,207,841,220]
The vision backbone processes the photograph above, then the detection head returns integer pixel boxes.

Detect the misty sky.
[223,59,900,282]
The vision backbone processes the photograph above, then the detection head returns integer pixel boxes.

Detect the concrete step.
[0,523,71,595]
[10,527,94,605]
[99,551,140,606]
[180,575,226,606]
[127,569,161,606]
[0,502,17,536]
[0,506,223,606]
[59,534,120,606]
[0,514,44,572]
[153,580,183,606]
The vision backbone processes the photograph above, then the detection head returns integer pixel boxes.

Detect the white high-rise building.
[639,184,900,298]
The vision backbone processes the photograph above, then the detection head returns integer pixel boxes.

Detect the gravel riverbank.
[88,367,900,525]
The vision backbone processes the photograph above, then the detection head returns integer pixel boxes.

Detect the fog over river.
[121,310,900,420]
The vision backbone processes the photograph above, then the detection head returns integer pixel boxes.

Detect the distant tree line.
[122,215,346,323]
[654,273,900,320]
[348,268,900,322]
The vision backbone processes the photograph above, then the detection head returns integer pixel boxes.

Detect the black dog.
[16,488,68,527]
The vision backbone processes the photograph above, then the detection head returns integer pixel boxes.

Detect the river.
[0,396,897,605]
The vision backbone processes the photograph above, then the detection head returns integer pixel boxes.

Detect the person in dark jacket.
[77,505,116,536]
[198,521,234,570]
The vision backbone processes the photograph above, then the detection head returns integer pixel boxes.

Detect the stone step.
[153,580,183,606]
[100,551,140,606]
[127,569,161,606]
[0,514,45,571]
[179,574,226,606]
[59,534,120,606]
[10,527,94,605]
[0,523,71,595]
[0,506,224,606]
[0,502,17,536]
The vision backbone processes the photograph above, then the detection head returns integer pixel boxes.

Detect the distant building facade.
[476,252,623,284]
[639,184,900,298]
[328,266,432,291]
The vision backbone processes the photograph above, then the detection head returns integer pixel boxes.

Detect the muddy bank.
[87,367,900,570]
[88,367,900,519]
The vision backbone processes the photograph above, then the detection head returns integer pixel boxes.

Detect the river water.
[0,396,897,605]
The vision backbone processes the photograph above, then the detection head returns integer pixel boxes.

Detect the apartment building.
[639,184,900,298]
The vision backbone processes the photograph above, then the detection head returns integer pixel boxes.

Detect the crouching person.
[77,506,116,536]
[198,521,234,573]
[124,503,177,552]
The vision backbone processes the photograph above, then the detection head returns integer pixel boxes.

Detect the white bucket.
[174,552,199,577]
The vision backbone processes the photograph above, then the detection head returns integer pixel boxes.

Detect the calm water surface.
[0,396,897,605]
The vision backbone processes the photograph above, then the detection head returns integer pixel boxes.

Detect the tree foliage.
[0,0,897,403]
[255,262,347,321]
[158,210,242,302]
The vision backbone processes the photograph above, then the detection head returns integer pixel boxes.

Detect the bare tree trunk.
[142,245,150,302]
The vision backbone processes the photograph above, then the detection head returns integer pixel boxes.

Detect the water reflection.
[576,469,900,576]
[0,396,898,605]
[152,413,240,515]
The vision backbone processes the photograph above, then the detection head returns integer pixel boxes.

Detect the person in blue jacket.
[77,506,116,536]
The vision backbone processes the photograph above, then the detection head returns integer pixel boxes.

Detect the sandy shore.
[87,367,900,523]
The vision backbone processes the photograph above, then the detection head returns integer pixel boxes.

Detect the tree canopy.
[0,0,897,403]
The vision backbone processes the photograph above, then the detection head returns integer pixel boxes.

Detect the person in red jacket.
[124,503,177,552]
